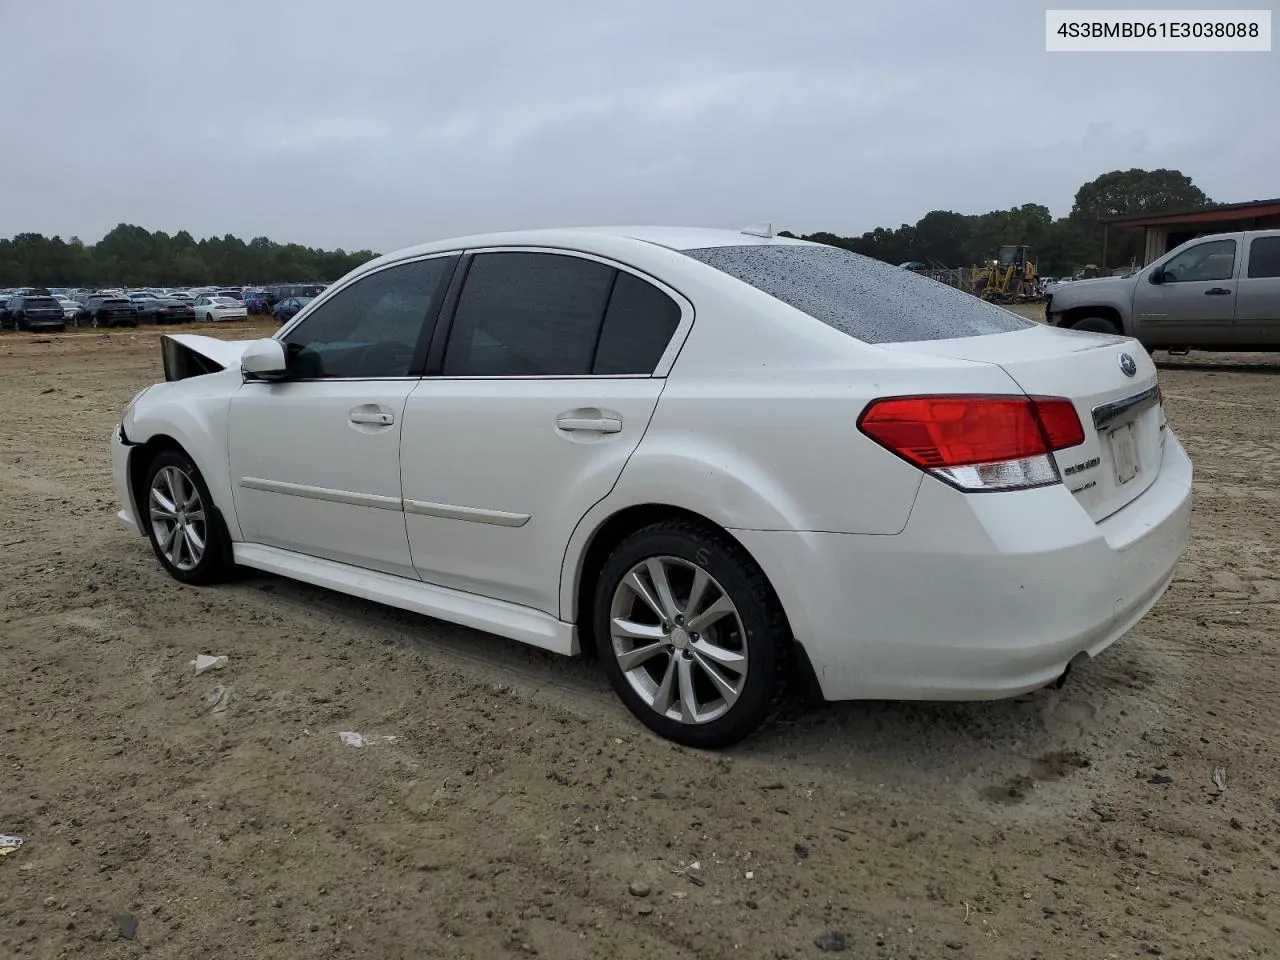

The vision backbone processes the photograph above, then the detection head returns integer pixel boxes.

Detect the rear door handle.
[349,410,394,425]
[1204,287,1232,296]
[557,416,622,434]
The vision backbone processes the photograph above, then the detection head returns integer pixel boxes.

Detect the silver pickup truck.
[1045,229,1280,350]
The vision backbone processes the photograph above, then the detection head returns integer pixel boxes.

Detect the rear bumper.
[734,432,1193,702]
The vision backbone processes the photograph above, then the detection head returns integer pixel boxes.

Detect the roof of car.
[362,226,814,271]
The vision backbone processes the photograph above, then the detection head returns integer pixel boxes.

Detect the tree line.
[0,224,379,288]
[0,168,1212,287]
[777,168,1210,276]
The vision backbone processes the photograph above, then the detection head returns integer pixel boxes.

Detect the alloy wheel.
[148,465,207,572]
[609,556,749,725]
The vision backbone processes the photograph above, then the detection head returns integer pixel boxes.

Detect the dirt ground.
[1,318,1277,960]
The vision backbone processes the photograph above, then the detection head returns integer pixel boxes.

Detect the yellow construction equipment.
[969,245,1040,303]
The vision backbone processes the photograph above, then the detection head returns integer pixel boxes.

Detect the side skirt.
[232,542,579,655]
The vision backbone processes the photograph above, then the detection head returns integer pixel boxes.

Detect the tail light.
[858,395,1086,492]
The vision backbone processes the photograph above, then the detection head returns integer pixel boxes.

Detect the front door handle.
[557,416,622,434]
[1204,287,1232,296]
[350,410,394,426]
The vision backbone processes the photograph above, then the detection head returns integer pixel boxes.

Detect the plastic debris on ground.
[191,654,228,676]
[338,731,400,748]
[0,835,24,857]
[209,685,231,714]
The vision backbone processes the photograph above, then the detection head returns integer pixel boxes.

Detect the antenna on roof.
[740,222,774,239]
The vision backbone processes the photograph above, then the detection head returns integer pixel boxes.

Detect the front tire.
[142,449,232,585]
[1071,316,1121,335]
[593,519,792,748]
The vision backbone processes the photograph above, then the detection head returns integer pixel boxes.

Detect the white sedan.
[194,295,247,322]
[110,226,1192,746]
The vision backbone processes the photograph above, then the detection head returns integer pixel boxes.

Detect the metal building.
[1101,198,1280,267]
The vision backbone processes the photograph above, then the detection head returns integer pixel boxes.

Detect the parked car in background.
[168,291,194,303]
[271,296,313,323]
[244,289,271,314]
[4,294,67,331]
[77,295,138,328]
[113,226,1193,746]
[126,291,161,313]
[1046,229,1280,350]
[194,295,248,322]
[216,288,244,301]
[137,297,197,324]
[54,295,80,321]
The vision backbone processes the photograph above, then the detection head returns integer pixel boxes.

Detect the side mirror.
[1148,266,1165,285]
[241,338,288,380]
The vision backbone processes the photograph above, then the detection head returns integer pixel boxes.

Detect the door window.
[441,252,683,377]
[281,256,453,379]
[1246,236,1280,279]
[592,270,683,375]
[442,252,615,377]
[1162,239,1237,283]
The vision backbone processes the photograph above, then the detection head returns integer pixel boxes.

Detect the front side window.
[442,252,615,376]
[281,256,452,379]
[1246,236,1280,279]
[1162,239,1237,283]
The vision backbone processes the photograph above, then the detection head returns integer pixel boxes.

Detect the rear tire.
[592,519,792,748]
[142,448,233,586]
[1071,316,1121,335]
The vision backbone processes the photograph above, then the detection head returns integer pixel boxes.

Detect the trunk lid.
[884,324,1164,522]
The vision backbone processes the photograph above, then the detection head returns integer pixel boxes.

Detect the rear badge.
[1118,352,1137,377]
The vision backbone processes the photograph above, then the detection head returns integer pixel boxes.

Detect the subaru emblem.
[1118,353,1137,377]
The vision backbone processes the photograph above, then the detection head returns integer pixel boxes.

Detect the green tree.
[1070,168,1211,267]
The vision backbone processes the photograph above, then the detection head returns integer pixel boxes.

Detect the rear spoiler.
[161,334,257,381]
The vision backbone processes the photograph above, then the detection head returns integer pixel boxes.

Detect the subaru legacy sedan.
[111,226,1192,746]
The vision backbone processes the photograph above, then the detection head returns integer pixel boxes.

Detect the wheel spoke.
[167,524,187,565]
[684,568,710,619]
[616,640,669,672]
[645,558,680,621]
[184,522,205,554]
[651,656,678,715]
[150,486,177,516]
[163,469,180,510]
[690,637,747,675]
[611,617,666,643]
[185,507,205,523]
[691,649,741,706]
[623,570,666,622]
[676,656,698,723]
[156,523,177,551]
[687,595,735,634]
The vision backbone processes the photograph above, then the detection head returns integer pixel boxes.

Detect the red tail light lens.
[1029,397,1086,450]
[858,395,1086,492]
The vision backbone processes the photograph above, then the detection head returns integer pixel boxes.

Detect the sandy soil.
[1,320,1277,959]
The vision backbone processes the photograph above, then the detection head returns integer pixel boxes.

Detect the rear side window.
[592,271,682,375]
[683,244,1034,344]
[443,252,615,376]
[1247,237,1280,279]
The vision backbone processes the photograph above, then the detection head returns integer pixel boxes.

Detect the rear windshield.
[26,297,61,308]
[683,244,1034,344]
[104,298,132,307]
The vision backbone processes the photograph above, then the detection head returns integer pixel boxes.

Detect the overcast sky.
[2,0,1275,252]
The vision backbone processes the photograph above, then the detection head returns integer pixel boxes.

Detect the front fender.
[124,371,241,539]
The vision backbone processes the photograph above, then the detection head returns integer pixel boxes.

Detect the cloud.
[1,0,1275,250]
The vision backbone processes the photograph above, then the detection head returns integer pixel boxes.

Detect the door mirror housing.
[1148,265,1165,285]
[241,338,288,380]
